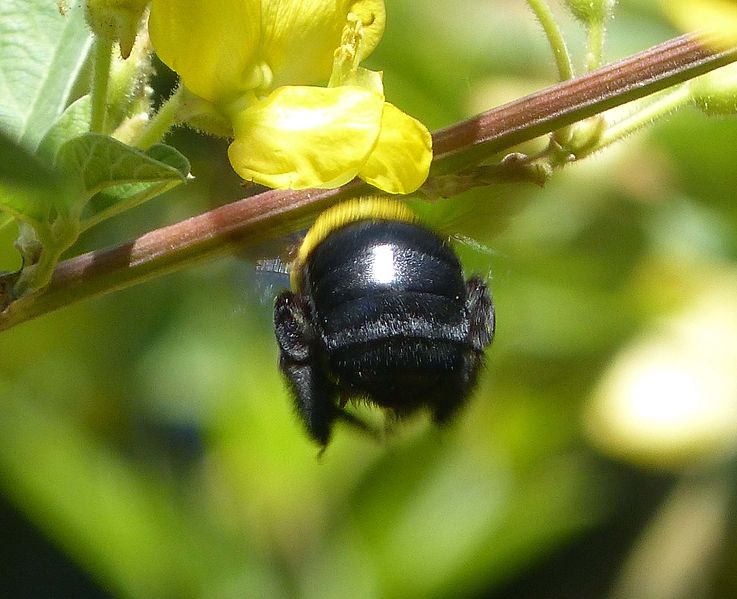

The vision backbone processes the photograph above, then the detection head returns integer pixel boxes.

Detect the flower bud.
[85,0,149,58]
[564,0,616,24]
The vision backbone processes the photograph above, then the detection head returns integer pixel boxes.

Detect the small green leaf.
[82,179,183,231]
[37,95,92,165]
[55,134,190,225]
[564,0,617,24]
[82,144,191,228]
[142,144,192,175]
[0,1,92,150]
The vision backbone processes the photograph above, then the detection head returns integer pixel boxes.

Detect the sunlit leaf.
[55,134,190,221]
[0,1,92,150]
[37,95,92,165]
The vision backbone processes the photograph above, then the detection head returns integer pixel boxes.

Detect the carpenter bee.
[273,197,495,446]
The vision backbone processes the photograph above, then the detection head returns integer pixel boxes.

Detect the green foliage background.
[2,1,737,597]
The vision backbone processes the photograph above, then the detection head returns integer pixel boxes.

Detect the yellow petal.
[359,103,433,194]
[228,85,384,189]
[262,0,386,87]
[148,0,264,104]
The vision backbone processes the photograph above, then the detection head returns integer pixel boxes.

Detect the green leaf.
[82,178,182,232]
[0,1,92,150]
[55,134,190,226]
[37,95,92,165]
[0,128,71,227]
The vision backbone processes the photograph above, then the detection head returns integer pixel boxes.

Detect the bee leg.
[465,276,495,351]
[278,359,338,446]
[274,291,337,446]
[431,277,495,425]
[430,366,477,426]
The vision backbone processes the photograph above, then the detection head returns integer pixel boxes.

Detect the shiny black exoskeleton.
[274,215,495,446]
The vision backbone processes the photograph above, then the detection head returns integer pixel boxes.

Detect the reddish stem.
[1,33,735,329]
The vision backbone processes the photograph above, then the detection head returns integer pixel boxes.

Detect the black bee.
[273,197,495,446]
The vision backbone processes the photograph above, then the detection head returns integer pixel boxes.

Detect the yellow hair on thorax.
[291,197,418,290]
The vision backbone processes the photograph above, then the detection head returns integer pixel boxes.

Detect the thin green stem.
[586,20,605,72]
[132,85,185,150]
[526,0,575,81]
[431,32,737,174]
[582,84,694,157]
[89,36,114,133]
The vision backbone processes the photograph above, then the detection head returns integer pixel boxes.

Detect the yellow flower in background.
[586,280,737,469]
[148,0,432,192]
[663,0,737,42]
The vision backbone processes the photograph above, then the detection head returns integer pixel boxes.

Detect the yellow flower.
[148,0,432,193]
[662,0,737,44]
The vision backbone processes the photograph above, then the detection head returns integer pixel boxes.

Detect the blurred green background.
[3,1,737,597]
